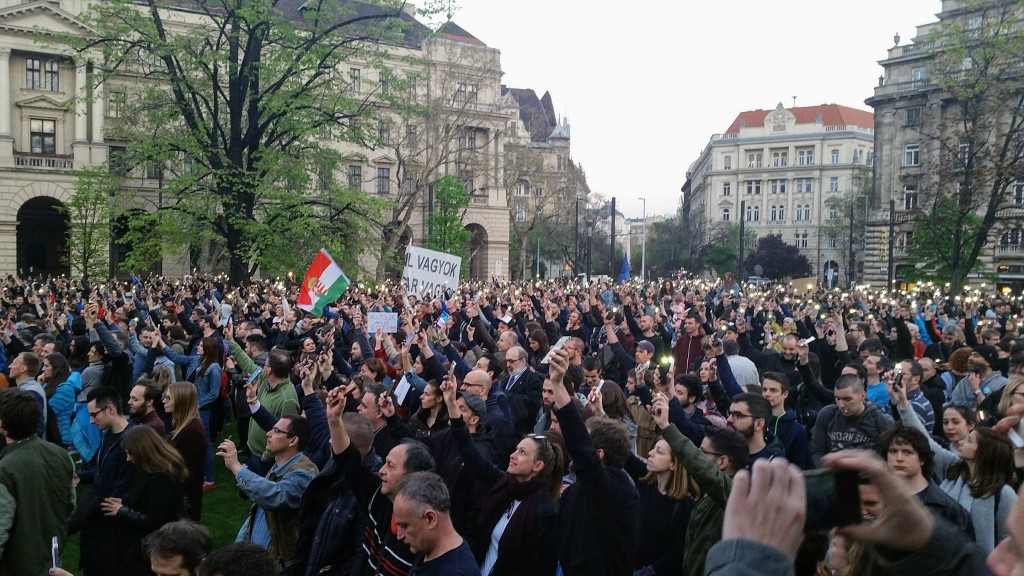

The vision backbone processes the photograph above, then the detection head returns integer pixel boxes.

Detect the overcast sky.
[441,0,940,219]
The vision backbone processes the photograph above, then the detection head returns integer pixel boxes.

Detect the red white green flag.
[296,249,350,316]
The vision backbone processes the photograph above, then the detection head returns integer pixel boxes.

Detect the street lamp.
[640,197,647,282]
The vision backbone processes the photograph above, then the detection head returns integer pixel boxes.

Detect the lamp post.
[640,197,647,282]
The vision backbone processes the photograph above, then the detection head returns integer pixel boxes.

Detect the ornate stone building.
[683,103,875,281]
[0,1,513,280]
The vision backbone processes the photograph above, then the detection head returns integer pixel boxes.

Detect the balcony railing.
[997,244,1024,255]
[14,152,73,170]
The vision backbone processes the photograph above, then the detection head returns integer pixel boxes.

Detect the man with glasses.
[217,415,317,570]
[500,346,542,439]
[460,369,513,455]
[70,386,137,576]
[726,393,784,468]
[846,321,870,348]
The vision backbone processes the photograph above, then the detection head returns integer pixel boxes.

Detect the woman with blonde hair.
[625,436,699,576]
[99,425,187,574]
[162,381,208,520]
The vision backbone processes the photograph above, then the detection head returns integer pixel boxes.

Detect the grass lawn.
[62,431,251,570]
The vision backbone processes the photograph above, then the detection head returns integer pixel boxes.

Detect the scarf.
[476,475,548,568]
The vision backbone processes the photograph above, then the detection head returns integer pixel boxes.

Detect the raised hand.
[650,394,670,430]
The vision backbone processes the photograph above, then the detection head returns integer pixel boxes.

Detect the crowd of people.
[1,270,1024,575]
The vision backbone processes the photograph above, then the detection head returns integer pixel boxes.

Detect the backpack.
[219,369,230,400]
[45,403,62,446]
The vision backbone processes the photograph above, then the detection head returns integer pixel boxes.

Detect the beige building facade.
[865,0,1024,290]
[684,103,875,282]
[0,1,513,280]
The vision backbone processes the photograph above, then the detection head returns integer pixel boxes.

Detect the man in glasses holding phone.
[217,415,317,570]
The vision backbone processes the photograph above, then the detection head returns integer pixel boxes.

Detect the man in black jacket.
[70,386,137,576]
[548,347,638,576]
[498,346,542,439]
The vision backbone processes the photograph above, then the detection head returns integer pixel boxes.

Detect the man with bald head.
[499,346,543,439]
[460,369,513,455]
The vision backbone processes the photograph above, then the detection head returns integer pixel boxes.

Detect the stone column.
[91,78,104,143]
[0,48,11,138]
[74,61,87,142]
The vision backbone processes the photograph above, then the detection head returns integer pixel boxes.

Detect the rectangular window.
[43,61,58,91]
[722,208,730,222]
[459,170,474,193]
[722,182,731,196]
[1014,182,1024,205]
[798,233,809,249]
[534,186,544,197]
[795,178,812,194]
[770,179,787,194]
[108,145,128,175]
[723,155,732,170]
[317,166,332,191]
[350,68,361,92]
[376,167,390,193]
[828,237,838,249]
[378,123,391,145]
[797,149,814,166]
[904,144,920,166]
[460,129,476,149]
[26,58,41,90]
[108,91,126,118]
[145,162,162,180]
[831,149,840,164]
[348,165,362,189]
[745,180,761,195]
[829,177,839,192]
[29,119,56,154]
[772,151,788,167]
[405,124,418,149]
[746,152,762,168]
[378,72,389,96]
[403,173,415,194]
[904,185,919,210]
[912,67,927,82]
[828,206,838,220]
[514,204,526,222]
[455,82,479,106]
[514,182,527,196]
[905,106,922,126]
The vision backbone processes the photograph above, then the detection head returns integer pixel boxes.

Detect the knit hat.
[972,344,999,368]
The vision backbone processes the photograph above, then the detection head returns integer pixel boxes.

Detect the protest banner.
[401,246,461,298]
[367,312,399,333]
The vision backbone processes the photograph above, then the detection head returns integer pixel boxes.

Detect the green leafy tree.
[701,223,757,276]
[59,0,436,281]
[904,0,1024,288]
[427,175,470,267]
[743,234,812,280]
[62,166,127,281]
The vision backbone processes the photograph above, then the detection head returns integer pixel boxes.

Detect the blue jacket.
[162,347,221,409]
[49,372,81,445]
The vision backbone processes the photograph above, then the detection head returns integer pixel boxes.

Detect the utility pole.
[640,197,647,282]
[738,199,746,281]
[610,197,616,276]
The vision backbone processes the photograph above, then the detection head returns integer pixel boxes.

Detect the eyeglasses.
[271,427,295,437]
[506,357,521,364]
[700,448,724,457]
[526,433,550,446]
[88,406,110,418]
[462,382,486,390]
[727,411,752,420]
[161,394,170,401]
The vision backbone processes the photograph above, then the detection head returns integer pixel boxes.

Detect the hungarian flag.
[296,249,350,316]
